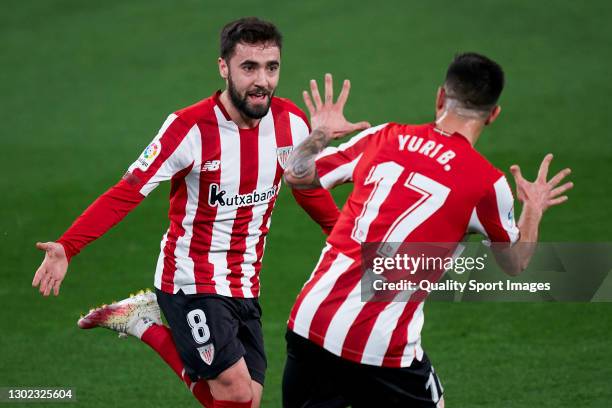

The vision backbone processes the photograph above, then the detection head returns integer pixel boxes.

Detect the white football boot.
[77,289,162,339]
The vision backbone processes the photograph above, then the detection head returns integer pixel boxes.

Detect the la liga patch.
[136,141,161,171]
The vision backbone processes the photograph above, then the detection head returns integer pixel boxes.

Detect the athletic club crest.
[276,146,293,170]
[197,344,215,366]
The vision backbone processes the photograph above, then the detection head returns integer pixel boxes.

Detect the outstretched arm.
[32,113,196,297]
[284,73,370,188]
[493,154,573,275]
[32,178,145,296]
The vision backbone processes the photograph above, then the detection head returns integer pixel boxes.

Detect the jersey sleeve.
[468,175,520,244]
[291,188,340,235]
[288,109,312,145]
[315,123,389,189]
[56,179,145,261]
[124,113,198,196]
[55,113,198,261]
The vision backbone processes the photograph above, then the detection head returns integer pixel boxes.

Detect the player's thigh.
[282,330,348,408]
[156,290,245,382]
[348,353,444,408]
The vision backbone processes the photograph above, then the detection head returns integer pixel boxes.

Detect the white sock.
[132,317,156,339]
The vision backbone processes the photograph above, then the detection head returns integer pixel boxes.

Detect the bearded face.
[227,74,274,119]
[220,42,281,121]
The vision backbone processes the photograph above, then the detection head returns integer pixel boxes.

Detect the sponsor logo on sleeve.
[136,141,162,171]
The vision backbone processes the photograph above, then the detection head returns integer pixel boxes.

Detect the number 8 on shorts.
[186,309,210,344]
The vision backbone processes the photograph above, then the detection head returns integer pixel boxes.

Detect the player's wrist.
[55,240,73,263]
[520,203,543,222]
[311,126,334,144]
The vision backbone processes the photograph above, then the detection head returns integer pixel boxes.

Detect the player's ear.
[435,87,446,119]
[218,57,229,80]
[436,87,445,110]
[485,106,501,126]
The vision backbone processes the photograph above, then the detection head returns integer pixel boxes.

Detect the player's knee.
[250,381,263,408]
[210,368,253,402]
[215,380,252,402]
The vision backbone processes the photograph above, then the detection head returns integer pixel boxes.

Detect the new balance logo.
[208,183,278,207]
[201,160,221,172]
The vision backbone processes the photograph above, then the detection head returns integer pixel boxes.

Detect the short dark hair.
[444,52,505,111]
[220,17,282,60]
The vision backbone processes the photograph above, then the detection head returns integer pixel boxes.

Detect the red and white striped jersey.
[288,122,519,367]
[126,92,310,297]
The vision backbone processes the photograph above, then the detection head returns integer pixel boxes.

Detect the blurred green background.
[1,0,611,406]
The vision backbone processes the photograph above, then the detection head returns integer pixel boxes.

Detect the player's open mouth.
[247,92,268,103]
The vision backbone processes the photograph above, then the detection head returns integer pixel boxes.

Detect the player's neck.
[435,110,484,146]
[219,90,262,129]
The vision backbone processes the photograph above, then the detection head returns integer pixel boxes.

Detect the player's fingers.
[550,182,573,197]
[39,274,51,295]
[324,73,333,104]
[43,279,54,297]
[350,121,371,132]
[310,79,323,110]
[509,165,524,182]
[336,79,351,108]
[548,168,571,187]
[53,279,61,296]
[36,242,51,251]
[548,195,568,206]
[32,265,44,286]
[302,91,315,117]
[537,153,553,182]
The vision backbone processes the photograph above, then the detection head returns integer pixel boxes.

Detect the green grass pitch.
[1,0,611,406]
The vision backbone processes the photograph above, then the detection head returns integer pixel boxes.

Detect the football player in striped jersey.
[32,17,368,408]
[282,55,572,407]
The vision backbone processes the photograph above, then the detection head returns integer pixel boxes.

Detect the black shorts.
[283,330,443,408]
[156,289,266,385]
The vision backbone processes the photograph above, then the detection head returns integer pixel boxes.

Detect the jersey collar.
[430,123,472,146]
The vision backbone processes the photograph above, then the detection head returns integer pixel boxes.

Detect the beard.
[228,76,274,119]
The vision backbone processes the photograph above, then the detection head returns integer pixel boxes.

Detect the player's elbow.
[500,254,531,276]
[502,263,525,277]
[284,171,313,188]
[492,246,528,276]
[283,173,299,187]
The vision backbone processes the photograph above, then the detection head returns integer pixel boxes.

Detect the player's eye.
[267,64,279,72]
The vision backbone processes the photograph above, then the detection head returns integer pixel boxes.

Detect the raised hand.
[32,242,69,296]
[509,153,573,215]
[302,73,371,139]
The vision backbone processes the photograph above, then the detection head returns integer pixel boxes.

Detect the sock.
[141,324,214,407]
[132,317,156,339]
[213,399,253,408]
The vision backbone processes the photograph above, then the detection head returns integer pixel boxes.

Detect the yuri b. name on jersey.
[397,134,456,171]
[208,184,279,208]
